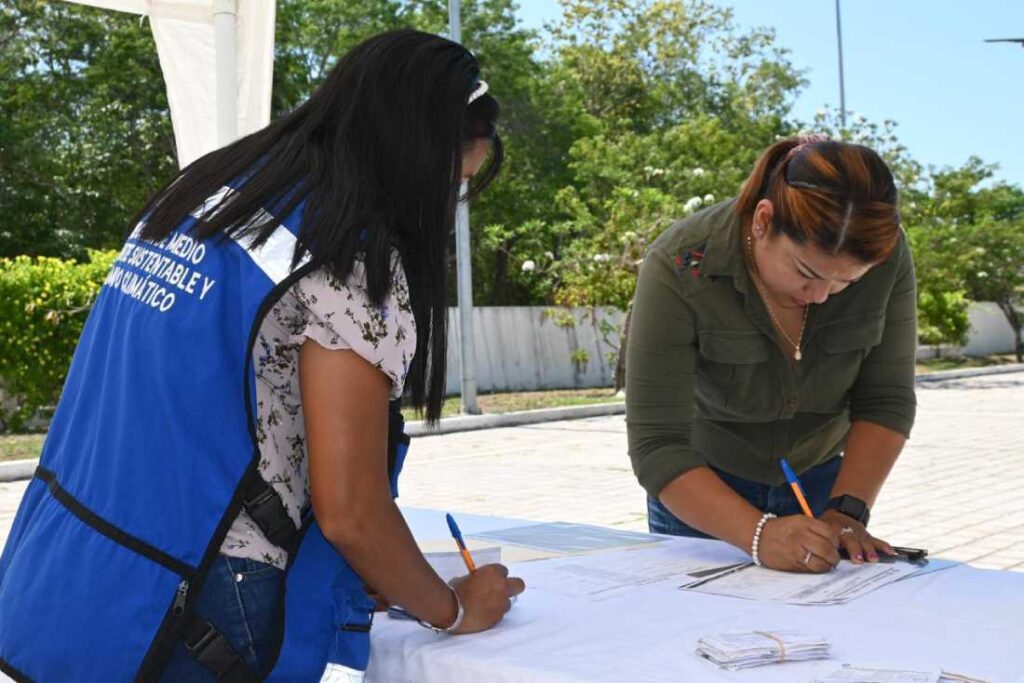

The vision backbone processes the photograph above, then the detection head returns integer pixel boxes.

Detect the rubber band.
[753,631,787,662]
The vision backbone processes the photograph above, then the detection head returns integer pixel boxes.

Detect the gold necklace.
[745,234,808,361]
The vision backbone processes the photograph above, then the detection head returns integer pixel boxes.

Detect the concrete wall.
[917,302,1021,359]
[452,303,1021,394]
[961,302,1021,356]
[446,307,625,395]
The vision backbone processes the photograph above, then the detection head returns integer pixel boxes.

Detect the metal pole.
[835,0,847,130]
[213,0,238,146]
[449,0,462,44]
[449,0,480,414]
[454,183,479,414]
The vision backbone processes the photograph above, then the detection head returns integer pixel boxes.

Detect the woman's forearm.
[831,420,907,507]
[658,467,763,552]
[301,341,458,629]
[322,496,457,628]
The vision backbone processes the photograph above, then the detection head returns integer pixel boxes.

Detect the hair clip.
[797,132,829,146]
[468,80,489,104]
[786,132,830,160]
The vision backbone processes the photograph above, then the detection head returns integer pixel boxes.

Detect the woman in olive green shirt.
[626,135,916,573]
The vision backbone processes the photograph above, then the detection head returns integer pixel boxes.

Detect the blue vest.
[0,191,408,681]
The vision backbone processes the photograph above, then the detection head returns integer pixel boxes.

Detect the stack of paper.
[520,543,749,602]
[682,559,951,606]
[695,630,830,670]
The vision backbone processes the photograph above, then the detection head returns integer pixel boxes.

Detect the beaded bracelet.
[751,512,777,567]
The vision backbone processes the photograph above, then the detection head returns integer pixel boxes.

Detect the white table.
[365,508,1024,683]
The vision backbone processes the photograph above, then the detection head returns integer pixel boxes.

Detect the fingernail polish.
[868,554,878,561]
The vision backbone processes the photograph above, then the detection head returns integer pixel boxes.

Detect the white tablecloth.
[366,508,1024,683]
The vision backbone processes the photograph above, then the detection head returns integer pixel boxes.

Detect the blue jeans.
[648,456,842,538]
[160,554,284,681]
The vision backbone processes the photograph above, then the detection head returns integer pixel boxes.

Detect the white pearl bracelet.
[751,512,777,567]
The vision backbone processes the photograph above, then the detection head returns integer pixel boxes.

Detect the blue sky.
[514,1,1024,188]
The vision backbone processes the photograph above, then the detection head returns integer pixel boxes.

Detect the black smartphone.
[839,546,928,563]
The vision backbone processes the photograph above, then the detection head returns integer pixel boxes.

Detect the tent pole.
[213,0,238,146]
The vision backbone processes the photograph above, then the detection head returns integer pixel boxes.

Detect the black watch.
[827,494,870,526]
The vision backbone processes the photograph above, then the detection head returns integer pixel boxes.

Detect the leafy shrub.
[0,250,117,431]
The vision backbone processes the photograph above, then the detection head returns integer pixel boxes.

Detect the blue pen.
[779,458,815,518]
[445,513,477,572]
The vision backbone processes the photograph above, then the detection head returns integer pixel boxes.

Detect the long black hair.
[133,29,503,423]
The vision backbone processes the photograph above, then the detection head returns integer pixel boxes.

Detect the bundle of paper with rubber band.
[695,630,831,670]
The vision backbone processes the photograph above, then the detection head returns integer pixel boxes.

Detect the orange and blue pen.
[446,513,477,572]
[780,458,815,518]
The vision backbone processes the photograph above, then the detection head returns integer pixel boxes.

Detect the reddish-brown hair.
[735,136,901,263]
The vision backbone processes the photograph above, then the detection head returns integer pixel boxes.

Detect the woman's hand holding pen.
[758,515,841,573]
[448,564,526,634]
[819,509,894,565]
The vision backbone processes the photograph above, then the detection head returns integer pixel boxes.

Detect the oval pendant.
[794,349,802,361]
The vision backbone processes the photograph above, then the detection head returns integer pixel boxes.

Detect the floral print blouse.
[220,256,416,569]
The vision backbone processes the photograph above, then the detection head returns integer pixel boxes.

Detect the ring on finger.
[803,550,813,565]
[840,526,854,536]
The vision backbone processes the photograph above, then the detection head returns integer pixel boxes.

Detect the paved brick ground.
[1,370,1022,571]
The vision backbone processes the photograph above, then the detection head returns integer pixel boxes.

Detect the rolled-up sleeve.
[849,235,918,436]
[626,249,702,497]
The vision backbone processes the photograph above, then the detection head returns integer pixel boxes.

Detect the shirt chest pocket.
[695,330,772,419]
[811,314,886,410]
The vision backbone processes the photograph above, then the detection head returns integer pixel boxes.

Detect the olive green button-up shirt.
[626,200,917,497]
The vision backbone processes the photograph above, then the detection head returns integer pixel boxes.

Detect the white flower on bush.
[684,196,703,213]
[592,253,611,263]
[521,260,536,273]
[691,167,706,177]
[703,193,715,204]
[544,251,554,260]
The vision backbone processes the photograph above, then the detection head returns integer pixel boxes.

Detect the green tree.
[903,158,1024,352]
[962,220,1024,361]
[272,0,415,114]
[0,1,176,259]
[506,0,806,309]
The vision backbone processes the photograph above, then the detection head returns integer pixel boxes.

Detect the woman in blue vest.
[0,29,524,682]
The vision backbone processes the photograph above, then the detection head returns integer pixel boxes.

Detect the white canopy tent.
[64,0,276,168]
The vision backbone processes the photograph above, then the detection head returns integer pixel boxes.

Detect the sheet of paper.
[420,546,501,582]
[811,664,941,683]
[418,536,558,564]
[939,671,991,683]
[520,543,744,601]
[684,559,934,605]
[468,521,665,554]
